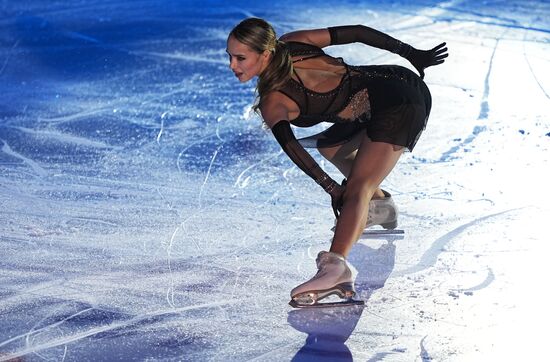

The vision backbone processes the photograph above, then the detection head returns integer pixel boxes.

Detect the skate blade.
[289,284,357,308]
[331,226,404,235]
[289,298,364,308]
[362,229,404,236]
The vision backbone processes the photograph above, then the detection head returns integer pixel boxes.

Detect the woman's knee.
[343,178,378,203]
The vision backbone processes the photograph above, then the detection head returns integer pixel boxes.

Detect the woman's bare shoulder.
[260,91,292,128]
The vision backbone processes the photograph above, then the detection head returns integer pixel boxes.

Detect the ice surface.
[1,0,549,360]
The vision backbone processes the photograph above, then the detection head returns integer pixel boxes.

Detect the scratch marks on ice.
[393,208,518,277]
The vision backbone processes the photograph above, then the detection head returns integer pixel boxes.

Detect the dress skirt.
[298,65,432,152]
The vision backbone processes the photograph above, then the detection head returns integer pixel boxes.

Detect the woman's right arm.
[261,93,344,216]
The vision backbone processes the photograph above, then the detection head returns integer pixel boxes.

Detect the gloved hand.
[329,179,347,219]
[405,42,448,79]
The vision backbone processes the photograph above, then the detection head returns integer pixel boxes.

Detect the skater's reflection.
[349,236,399,294]
[288,305,363,361]
[288,236,399,361]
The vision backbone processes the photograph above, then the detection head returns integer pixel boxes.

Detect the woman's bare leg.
[317,130,386,199]
[330,136,404,257]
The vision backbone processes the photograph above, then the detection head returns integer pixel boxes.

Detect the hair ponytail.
[229,18,293,114]
[255,40,292,113]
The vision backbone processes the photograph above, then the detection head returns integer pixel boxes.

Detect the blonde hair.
[229,18,292,113]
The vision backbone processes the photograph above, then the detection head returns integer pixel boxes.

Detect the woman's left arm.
[281,25,448,79]
[327,25,448,78]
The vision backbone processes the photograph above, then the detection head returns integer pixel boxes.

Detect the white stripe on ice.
[0,39,19,76]
[234,151,282,189]
[199,146,221,208]
[38,106,112,123]
[130,50,226,64]
[14,127,121,150]
[0,308,94,349]
[0,300,241,362]
[0,139,47,177]
[156,111,168,144]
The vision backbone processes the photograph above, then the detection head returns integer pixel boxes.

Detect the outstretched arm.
[280,25,448,79]
[261,93,345,217]
[328,25,448,78]
[279,28,332,48]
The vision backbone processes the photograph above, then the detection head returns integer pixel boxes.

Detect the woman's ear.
[260,49,272,65]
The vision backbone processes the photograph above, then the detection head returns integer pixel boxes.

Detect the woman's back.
[279,41,372,126]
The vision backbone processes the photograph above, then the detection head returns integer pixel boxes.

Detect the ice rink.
[1,0,549,360]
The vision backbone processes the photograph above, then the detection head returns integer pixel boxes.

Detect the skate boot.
[289,251,363,308]
[366,190,398,229]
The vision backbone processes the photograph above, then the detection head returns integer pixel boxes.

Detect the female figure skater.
[227,18,447,307]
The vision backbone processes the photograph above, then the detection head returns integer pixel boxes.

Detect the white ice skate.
[366,190,398,229]
[289,251,364,308]
[331,190,403,235]
[363,190,404,235]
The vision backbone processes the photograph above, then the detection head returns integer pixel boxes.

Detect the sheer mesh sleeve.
[328,25,412,57]
[271,120,336,193]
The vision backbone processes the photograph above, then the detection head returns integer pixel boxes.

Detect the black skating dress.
[278,41,432,152]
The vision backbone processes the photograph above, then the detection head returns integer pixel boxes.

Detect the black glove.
[272,120,340,193]
[328,25,448,79]
[405,42,448,79]
[329,179,347,219]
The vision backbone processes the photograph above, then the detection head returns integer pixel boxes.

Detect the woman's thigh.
[317,129,366,177]
[347,135,404,195]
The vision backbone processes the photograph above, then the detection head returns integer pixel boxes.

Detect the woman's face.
[226,35,269,83]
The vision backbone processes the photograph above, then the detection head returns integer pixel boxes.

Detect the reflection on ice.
[350,239,397,293]
[289,306,364,362]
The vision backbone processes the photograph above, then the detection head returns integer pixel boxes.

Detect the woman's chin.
[236,73,256,83]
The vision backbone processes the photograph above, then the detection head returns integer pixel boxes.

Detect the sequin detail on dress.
[337,88,371,122]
